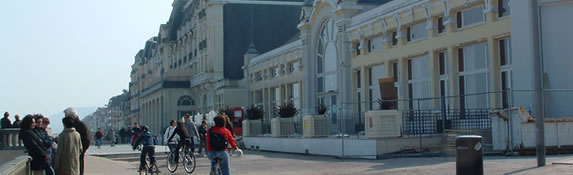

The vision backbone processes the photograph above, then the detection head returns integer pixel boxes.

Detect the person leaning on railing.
[19,114,50,175]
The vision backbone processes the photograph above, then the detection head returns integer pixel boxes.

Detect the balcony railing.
[0,129,24,149]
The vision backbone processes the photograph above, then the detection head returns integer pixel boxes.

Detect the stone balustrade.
[0,155,31,175]
[0,129,24,149]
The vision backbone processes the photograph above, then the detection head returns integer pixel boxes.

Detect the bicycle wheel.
[214,160,223,175]
[183,152,196,173]
[166,152,178,173]
[150,163,159,175]
[139,163,149,175]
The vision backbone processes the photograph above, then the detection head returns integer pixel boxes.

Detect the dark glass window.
[500,39,507,66]
[438,17,445,34]
[356,43,361,56]
[357,70,361,88]
[392,31,398,46]
[458,48,464,72]
[367,40,372,53]
[393,62,398,82]
[439,52,446,75]
[498,0,510,17]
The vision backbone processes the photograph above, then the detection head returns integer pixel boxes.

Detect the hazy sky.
[0,0,173,117]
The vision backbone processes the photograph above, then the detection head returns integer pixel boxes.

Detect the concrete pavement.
[84,144,573,175]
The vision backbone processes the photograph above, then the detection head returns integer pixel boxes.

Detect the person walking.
[2,112,12,128]
[110,129,116,147]
[94,128,104,149]
[197,120,208,157]
[19,115,50,175]
[64,107,90,175]
[207,115,237,175]
[119,128,127,144]
[183,114,200,153]
[163,120,178,152]
[55,117,83,175]
[12,114,21,128]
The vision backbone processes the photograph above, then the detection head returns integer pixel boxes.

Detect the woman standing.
[55,117,83,175]
[19,115,49,175]
[163,120,178,152]
[38,117,55,175]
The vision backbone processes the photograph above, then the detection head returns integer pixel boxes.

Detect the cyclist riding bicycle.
[132,125,158,172]
[207,115,237,175]
[167,120,193,163]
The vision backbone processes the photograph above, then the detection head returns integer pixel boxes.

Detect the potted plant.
[303,103,331,138]
[275,103,298,118]
[271,103,298,137]
[377,97,398,110]
[243,105,264,136]
[316,103,328,115]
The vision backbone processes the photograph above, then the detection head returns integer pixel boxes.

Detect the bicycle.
[166,141,196,174]
[212,157,223,175]
[139,157,159,175]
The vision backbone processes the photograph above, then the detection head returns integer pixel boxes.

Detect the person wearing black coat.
[2,112,12,128]
[64,107,91,175]
[19,115,49,174]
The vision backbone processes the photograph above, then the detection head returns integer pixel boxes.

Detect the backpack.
[209,128,228,151]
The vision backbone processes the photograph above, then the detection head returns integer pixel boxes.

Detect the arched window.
[317,19,338,93]
[316,19,338,107]
[177,96,195,106]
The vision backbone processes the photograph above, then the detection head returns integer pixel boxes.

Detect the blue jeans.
[95,138,103,146]
[207,151,230,175]
[140,147,156,169]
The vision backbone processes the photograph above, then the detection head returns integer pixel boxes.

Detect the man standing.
[2,112,12,128]
[183,114,200,152]
[12,114,21,128]
[94,128,104,149]
[131,122,141,145]
[64,107,90,175]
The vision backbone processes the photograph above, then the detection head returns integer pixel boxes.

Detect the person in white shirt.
[163,120,179,152]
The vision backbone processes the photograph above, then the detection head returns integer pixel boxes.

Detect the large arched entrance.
[177,95,195,121]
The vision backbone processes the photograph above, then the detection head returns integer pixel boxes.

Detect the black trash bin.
[456,135,483,175]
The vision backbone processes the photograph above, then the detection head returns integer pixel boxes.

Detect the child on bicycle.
[132,125,157,172]
[207,115,237,175]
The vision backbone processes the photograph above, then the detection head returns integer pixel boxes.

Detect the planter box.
[271,117,295,137]
[303,115,331,138]
[365,110,402,138]
[242,119,262,137]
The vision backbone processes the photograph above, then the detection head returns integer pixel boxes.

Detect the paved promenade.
[85,144,573,175]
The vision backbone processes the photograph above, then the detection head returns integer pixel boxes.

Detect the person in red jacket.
[207,115,237,175]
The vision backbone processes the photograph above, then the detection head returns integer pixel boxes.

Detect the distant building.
[129,0,303,134]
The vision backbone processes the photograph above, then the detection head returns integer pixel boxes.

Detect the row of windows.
[359,37,511,111]
[251,61,300,82]
[356,1,510,56]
